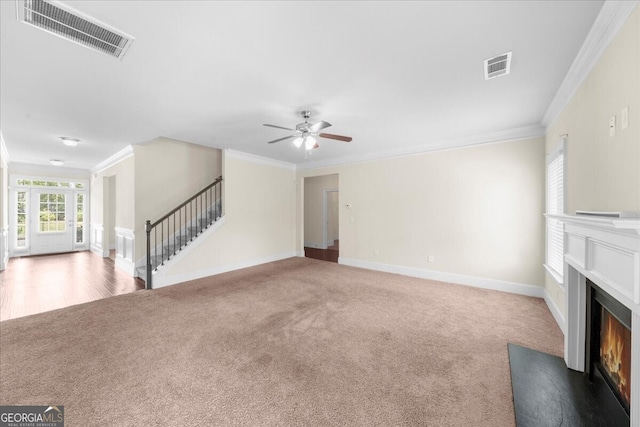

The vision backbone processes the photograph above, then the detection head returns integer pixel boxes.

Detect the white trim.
[225,149,296,170]
[323,188,338,250]
[91,145,134,174]
[153,252,296,289]
[89,223,109,257]
[154,250,298,288]
[114,227,135,276]
[297,124,545,171]
[338,257,545,298]
[150,215,294,288]
[544,263,564,287]
[158,251,298,288]
[543,287,566,335]
[0,227,8,271]
[8,162,90,177]
[0,132,9,167]
[542,0,640,127]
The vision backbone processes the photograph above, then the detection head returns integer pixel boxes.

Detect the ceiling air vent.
[483,52,512,80]
[16,0,134,60]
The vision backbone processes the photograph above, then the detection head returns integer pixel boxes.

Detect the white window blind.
[545,138,565,281]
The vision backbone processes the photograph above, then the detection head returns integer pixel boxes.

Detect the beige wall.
[133,137,222,260]
[304,174,338,247]
[298,136,546,287]
[545,7,640,317]
[161,152,296,279]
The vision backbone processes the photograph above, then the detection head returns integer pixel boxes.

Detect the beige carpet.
[0,257,563,426]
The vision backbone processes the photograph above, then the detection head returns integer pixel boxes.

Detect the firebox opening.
[586,279,632,417]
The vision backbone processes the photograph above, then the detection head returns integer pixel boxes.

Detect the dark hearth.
[508,344,628,427]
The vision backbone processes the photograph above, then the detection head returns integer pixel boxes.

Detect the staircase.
[138,176,223,289]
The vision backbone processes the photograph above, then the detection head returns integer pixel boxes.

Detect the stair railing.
[145,176,223,289]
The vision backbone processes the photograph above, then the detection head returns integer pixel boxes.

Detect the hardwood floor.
[304,240,339,263]
[0,251,144,321]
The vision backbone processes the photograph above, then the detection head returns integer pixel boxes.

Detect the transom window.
[16,179,84,189]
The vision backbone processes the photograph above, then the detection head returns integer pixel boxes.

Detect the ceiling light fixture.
[304,136,316,151]
[292,137,303,148]
[60,137,80,147]
[49,159,65,166]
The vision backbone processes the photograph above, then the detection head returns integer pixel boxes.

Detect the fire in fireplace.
[600,306,632,408]
[587,279,632,416]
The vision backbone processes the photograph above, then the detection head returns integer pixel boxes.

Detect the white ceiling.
[0,0,607,170]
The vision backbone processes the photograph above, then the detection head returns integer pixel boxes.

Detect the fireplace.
[556,213,640,426]
[586,279,632,416]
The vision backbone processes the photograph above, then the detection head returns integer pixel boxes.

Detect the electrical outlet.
[374,249,379,256]
[621,106,629,130]
[609,116,616,136]
[428,255,434,263]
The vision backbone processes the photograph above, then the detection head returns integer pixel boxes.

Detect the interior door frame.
[323,188,338,249]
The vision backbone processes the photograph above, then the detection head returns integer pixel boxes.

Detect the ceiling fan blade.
[312,143,320,149]
[263,124,295,131]
[267,135,295,144]
[319,133,352,143]
[308,120,332,132]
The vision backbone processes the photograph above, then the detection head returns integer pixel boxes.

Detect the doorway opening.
[303,174,339,263]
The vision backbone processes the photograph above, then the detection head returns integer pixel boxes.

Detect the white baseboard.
[115,256,136,276]
[543,288,566,335]
[0,227,7,271]
[338,257,545,298]
[90,244,109,257]
[154,251,298,288]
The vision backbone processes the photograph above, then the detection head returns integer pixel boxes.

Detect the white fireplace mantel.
[555,214,640,426]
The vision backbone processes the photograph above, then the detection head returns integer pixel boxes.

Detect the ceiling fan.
[263,110,352,151]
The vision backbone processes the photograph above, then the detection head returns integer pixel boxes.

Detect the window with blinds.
[545,138,565,282]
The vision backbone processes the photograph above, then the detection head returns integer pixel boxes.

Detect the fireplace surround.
[555,214,640,426]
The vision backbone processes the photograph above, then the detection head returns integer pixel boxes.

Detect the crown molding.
[542,0,639,128]
[8,162,91,178]
[0,132,9,168]
[225,149,296,170]
[297,124,545,171]
[91,145,134,174]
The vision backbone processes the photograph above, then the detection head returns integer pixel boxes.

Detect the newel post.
[145,220,152,289]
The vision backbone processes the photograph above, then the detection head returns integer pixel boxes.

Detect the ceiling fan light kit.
[264,110,352,152]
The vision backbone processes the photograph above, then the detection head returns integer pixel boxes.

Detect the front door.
[30,190,74,255]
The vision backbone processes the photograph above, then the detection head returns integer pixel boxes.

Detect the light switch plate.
[609,116,616,136]
[621,106,629,129]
